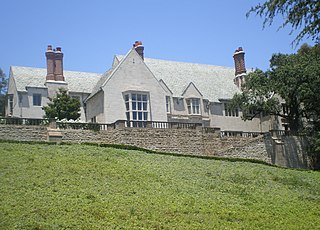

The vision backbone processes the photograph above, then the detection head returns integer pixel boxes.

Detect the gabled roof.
[10,66,101,94]
[116,56,241,102]
[181,82,203,97]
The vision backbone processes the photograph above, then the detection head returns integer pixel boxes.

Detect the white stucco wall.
[19,88,49,118]
[102,49,167,123]
[86,90,104,122]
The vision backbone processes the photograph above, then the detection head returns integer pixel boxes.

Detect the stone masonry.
[0,124,314,169]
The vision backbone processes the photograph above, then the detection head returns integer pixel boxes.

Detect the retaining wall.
[0,125,315,169]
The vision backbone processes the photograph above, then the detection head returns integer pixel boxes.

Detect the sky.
[0,0,316,77]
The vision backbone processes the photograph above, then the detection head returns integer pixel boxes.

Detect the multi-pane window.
[33,94,41,106]
[166,96,171,113]
[125,93,149,127]
[224,103,239,117]
[9,95,13,115]
[186,98,200,115]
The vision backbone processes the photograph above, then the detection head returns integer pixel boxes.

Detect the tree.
[43,88,81,120]
[0,68,7,116]
[230,43,320,132]
[248,0,320,45]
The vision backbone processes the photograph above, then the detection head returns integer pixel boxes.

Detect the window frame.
[166,96,171,113]
[224,103,239,117]
[32,94,42,106]
[124,92,149,127]
[8,95,13,115]
[186,98,201,115]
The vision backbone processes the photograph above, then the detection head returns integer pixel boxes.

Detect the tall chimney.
[54,47,64,81]
[233,47,246,76]
[45,45,55,81]
[133,41,144,60]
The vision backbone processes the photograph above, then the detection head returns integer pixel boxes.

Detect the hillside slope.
[0,142,319,229]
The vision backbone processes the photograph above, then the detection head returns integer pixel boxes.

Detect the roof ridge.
[115,55,234,69]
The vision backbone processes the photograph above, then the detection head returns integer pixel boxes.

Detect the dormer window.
[186,98,200,115]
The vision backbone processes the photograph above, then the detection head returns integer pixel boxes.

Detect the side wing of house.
[101,48,168,124]
[6,69,19,117]
[86,90,104,123]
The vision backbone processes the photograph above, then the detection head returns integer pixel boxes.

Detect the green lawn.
[0,142,319,229]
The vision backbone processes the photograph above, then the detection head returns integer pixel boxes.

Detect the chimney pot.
[47,45,53,51]
[133,41,144,60]
[56,47,62,52]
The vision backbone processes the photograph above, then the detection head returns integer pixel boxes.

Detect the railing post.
[146,121,153,128]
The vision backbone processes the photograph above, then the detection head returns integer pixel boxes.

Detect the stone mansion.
[6,42,278,132]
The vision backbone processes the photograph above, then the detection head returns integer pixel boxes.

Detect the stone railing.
[0,117,51,126]
[0,117,283,138]
[220,130,267,138]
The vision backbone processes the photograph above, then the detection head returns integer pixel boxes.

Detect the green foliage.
[248,0,320,45]
[0,142,319,229]
[43,88,80,120]
[0,68,7,116]
[231,44,320,132]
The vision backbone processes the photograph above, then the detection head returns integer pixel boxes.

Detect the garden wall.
[0,124,314,169]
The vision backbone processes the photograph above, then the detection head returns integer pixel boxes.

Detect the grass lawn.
[0,142,319,229]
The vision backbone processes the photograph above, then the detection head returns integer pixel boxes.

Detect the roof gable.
[101,48,166,92]
[182,82,203,98]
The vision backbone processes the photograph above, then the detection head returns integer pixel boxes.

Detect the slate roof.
[10,66,101,94]
[11,54,241,102]
[116,55,241,102]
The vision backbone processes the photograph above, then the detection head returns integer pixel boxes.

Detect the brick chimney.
[54,47,64,81]
[133,41,144,60]
[233,47,246,88]
[45,45,55,81]
[45,45,65,81]
[233,47,246,76]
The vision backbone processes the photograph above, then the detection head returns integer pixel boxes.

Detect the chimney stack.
[45,45,55,81]
[133,41,144,60]
[233,47,246,88]
[45,45,65,81]
[233,47,246,76]
[54,47,64,81]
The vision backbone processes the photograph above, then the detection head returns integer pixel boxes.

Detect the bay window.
[124,92,149,127]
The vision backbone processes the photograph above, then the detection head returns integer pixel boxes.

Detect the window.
[166,96,171,113]
[9,95,13,115]
[282,103,289,115]
[124,93,149,127]
[186,98,200,115]
[33,94,41,106]
[91,116,96,123]
[224,103,239,117]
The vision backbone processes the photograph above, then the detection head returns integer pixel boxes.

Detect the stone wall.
[0,125,47,141]
[264,134,313,169]
[0,124,315,169]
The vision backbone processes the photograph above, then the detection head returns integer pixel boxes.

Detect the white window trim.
[224,103,239,117]
[166,96,171,114]
[186,98,201,115]
[124,92,150,122]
